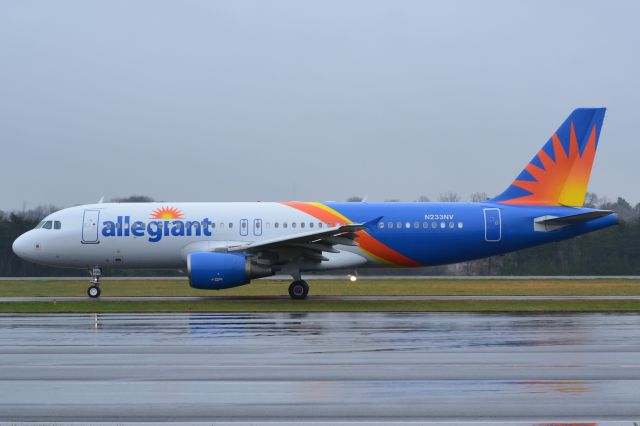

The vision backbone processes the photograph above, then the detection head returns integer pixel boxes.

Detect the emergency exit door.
[253,219,262,236]
[240,219,249,236]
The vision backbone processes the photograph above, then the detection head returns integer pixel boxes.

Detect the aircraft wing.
[224,217,382,263]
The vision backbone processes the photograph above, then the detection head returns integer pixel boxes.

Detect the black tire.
[288,280,309,300]
[87,285,101,298]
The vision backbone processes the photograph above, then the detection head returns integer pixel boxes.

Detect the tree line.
[0,194,638,277]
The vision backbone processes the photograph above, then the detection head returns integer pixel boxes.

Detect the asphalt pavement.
[0,312,639,423]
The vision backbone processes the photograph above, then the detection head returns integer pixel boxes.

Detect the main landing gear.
[87,267,102,298]
[288,280,309,300]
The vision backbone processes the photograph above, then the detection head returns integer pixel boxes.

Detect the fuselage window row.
[378,221,463,231]
[100,220,464,235]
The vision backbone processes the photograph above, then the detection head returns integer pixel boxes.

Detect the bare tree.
[583,192,601,208]
[438,192,461,202]
[417,195,431,202]
[469,192,489,202]
[346,196,363,202]
[17,205,60,221]
[110,195,155,203]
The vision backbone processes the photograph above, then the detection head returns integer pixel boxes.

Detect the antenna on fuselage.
[97,196,105,204]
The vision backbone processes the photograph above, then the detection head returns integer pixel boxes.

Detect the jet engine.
[187,252,273,289]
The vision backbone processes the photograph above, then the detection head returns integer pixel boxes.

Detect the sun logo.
[504,122,597,206]
[150,206,184,220]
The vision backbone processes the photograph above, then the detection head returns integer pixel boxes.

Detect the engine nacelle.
[187,252,273,290]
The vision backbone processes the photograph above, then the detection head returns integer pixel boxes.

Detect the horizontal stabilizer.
[534,210,615,231]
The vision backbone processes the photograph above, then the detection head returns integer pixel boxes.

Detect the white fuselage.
[12,202,372,271]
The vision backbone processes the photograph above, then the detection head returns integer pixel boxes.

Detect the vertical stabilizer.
[491,108,606,206]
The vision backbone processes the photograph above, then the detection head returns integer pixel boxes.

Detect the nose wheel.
[87,267,102,299]
[288,280,309,300]
[87,285,101,298]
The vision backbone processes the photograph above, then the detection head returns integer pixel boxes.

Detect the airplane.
[12,108,617,299]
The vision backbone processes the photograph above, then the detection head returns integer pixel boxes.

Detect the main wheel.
[288,280,309,300]
[87,285,101,298]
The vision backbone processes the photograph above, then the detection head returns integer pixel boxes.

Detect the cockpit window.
[42,221,52,229]
[54,221,61,230]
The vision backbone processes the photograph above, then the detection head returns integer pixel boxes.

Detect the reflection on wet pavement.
[0,312,639,422]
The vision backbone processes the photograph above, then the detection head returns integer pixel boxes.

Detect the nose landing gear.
[87,267,102,298]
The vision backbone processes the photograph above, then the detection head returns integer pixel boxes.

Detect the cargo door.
[483,208,501,242]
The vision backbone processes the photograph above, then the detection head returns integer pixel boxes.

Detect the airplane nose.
[12,233,30,260]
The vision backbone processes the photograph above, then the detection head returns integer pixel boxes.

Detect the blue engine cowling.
[188,252,273,290]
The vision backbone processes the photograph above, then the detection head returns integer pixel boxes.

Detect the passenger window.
[241,221,247,229]
[220,223,224,229]
[396,221,402,229]
[292,222,297,228]
[283,222,288,228]
[318,222,323,228]
[229,222,233,228]
[431,222,437,228]
[42,221,52,229]
[458,222,464,229]
[388,222,393,229]
[211,222,215,229]
[414,221,419,229]
[274,222,279,228]
[309,222,314,228]
[266,222,271,229]
[300,222,305,228]
[440,222,445,229]
[54,221,61,230]
[449,222,454,229]
[378,222,385,229]
[423,222,429,229]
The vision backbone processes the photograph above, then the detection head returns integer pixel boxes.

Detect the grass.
[0,278,639,297]
[0,278,639,313]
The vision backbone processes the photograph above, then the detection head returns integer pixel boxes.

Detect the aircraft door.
[253,219,262,236]
[483,208,501,242]
[82,209,100,244]
[240,219,249,236]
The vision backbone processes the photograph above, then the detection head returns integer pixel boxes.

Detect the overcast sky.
[1,0,638,211]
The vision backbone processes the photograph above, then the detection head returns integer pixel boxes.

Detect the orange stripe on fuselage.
[280,201,348,225]
[279,202,421,267]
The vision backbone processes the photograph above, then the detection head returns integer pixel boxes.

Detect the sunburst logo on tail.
[504,122,598,206]
[150,206,184,219]
[492,108,605,207]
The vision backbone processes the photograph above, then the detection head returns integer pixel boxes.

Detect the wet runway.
[0,312,639,422]
[2,295,640,301]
